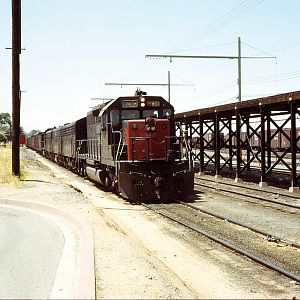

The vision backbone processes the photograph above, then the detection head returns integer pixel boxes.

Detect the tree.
[27,129,40,137]
[0,112,12,133]
[0,132,7,142]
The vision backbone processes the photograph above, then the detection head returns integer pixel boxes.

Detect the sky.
[0,0,300,132]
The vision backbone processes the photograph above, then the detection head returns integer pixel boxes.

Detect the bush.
[0,132,7,142]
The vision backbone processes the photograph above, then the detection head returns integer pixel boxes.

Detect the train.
[26,92,195,202]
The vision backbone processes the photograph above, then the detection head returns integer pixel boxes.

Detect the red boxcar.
[19,134,26,145]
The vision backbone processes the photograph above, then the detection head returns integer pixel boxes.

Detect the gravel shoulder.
[1,148,299,299]
[193,176,300,244]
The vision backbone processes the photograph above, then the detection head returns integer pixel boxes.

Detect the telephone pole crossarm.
[145,54,276,60]
[146,37,276,103]
[105,82,193,86]
[105,80,194,104]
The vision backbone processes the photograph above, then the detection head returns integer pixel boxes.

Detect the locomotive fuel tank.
[86,166,107,186]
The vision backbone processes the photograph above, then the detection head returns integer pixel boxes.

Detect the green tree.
[0,113,25,135]
[0,112,11,133]
[27,129,40,137]
[0,132,6,142]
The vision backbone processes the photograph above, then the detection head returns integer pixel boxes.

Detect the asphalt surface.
[0,205,64,299]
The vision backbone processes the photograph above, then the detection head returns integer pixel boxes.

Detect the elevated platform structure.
[175,91,300,192]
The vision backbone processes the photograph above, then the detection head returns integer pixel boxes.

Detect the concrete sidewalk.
[0,178,95,299]
[0,199,95,299]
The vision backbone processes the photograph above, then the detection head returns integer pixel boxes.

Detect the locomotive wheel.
[105,177,112,190]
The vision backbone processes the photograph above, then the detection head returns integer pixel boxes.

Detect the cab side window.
[100,113,107,130]
[110,109,120,129]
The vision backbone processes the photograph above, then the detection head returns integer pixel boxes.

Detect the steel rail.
[142,203,300,283]
[194,179,300,210]
[178,201,300,249]
[196,174,300,200]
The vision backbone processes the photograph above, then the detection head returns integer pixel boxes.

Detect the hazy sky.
[0,0,299,132]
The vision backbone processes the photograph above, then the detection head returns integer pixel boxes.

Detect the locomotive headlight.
[151,126,156,132]
[141,102,146,107]
[141,97,146,102]
[146,126,151,132]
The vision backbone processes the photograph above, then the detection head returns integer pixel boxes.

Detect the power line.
[146,37,276,103]
[105,74,194,103]
[243,70,300,83]
[169,0,264,51]
[194,80,236,99]
[188,60,231,82]
[270,41,300,53]
[165,41,236,55]
[241,42,275,57]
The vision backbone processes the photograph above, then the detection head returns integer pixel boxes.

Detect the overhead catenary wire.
[165,41,236,55]
[169,0,265,52]
[241,42,276,58]
[243,70,300,83]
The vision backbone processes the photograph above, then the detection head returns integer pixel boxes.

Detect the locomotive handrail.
[112,131,122,161]
[112,130,124,176]
[177,125,193,171]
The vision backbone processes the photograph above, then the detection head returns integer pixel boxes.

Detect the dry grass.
[0,144,26,185]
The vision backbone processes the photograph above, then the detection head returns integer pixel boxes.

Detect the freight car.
[221,128,300,151]
[26,132,44,153]
[27,92,194,202]
[189,127,300,152]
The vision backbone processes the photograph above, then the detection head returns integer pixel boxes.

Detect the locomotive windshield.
[143,110,159,118]
[121,110,140,120]
[163,109,172,117]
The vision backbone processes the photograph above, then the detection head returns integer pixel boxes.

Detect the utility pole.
[11,0,21,177]
[146,37,276,103]
[168,71,171,103]
[238,37,242,103]
[105,74,193,103]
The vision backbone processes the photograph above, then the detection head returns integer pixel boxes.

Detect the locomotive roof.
[88,95,172,118]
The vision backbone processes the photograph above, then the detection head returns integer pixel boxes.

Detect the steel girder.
[175,91,300,190]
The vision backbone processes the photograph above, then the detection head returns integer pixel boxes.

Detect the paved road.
[0,205,65,299]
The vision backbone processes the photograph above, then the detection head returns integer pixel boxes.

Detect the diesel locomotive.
[27,92,194,202]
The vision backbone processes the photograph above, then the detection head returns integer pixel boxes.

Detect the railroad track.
[179,200,300,249]
[195,176,300,210]
[142,202,300,283]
